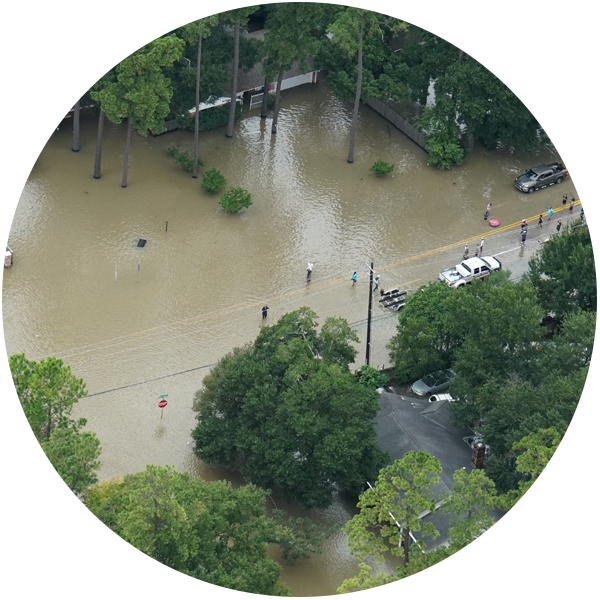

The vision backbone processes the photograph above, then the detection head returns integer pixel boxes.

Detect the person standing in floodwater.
[538,214,543,228]
[307,262,313,282]
[556,220,562,233]
[562,194,567,207]
[570,198,575,214]
[262,305,269,319]
[547,207,554,221]
[463,244,469,259]
[479,238,485,255]
[351,272,357,286]
[484,203,492,221]
[374,274,381,290]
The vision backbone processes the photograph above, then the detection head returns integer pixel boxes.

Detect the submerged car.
[411,369,456,396]
[514,163,568,194]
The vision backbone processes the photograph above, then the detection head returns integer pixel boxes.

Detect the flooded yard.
[2,76,587,596]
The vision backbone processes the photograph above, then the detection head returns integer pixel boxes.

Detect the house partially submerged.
[222,29,320,109]
[2,59,72,171]
[374,390,504,548]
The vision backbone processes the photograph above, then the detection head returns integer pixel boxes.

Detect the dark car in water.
[514,163,568,194]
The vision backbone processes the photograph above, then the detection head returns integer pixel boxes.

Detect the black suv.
[514,163,568,194]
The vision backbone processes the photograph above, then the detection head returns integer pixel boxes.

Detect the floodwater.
[2,82,578,595]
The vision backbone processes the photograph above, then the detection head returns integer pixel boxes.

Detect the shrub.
[370,160,394,177]
[201,167,226,195]
[358,365,389,389]
[267,92,276,110]
[19,563,40,597]
[166,146,205,172]
[424,132,465,170]
[219,187,253,213]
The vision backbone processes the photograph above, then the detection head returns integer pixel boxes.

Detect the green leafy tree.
[270,509,336,564]
[221,6,259,138]
[10,354,87,443]
[2,428,100,563]
[85,465,291,595]
[446,277,545,432]
[398,2,598,150]
[90,35,184,187]
[338,451,442,597]
[179,16,219,178]
[329,2,404,163]
[201,166,227,194]
[263,2,326,134]
[419,97,465,171]
[475,370,584,491]
[504,429,598,598]
[81,2,142,179]
[192,308,388,509]
[387,282,461,384]
[527,222,596,319]
[358,365,388,389]
[423,470,511,598]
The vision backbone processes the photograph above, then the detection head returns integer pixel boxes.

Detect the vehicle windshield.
[523,169,537,180]
[421,373,439,386]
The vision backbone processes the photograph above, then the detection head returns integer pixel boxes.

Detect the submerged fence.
[366,98,428,153]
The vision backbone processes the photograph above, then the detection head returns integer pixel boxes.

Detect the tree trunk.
[122,115,133,188]
[72,11,81,152]
[271,66,285,134]
[93,109,105,179]
[260,75,269,119]
[193,34,203,178]
[226,20,240,138]
[347,19,363,164]
[94,13,113,179]
[458,15,469,65]
[403,528,410,564]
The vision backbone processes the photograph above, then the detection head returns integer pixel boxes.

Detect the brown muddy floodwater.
[2,82,578,595]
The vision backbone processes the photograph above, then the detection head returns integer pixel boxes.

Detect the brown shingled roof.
[2,114,40,159]
[2,61,71,127]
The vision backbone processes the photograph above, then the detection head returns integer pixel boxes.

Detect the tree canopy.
[527,221,596,318]
[192,307,389,509]
[10,353,87,443]
[85,465,291,595]
[504,428,598,597]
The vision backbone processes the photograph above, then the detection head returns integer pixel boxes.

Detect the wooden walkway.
[366,97,428,153]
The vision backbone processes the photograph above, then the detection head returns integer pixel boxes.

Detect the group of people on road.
[263,192,585,320]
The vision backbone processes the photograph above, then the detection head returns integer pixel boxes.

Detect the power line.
[83,361,217,398]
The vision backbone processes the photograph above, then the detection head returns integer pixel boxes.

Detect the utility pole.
[365,261,374,366]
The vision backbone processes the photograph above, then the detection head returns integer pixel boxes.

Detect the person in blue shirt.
[351,272,357,287]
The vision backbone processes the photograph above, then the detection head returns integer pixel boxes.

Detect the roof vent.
[137,239,147,248]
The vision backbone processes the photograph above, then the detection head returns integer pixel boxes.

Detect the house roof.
[2,113,40,159]
[2,59,72,127]
[374,391,504,548]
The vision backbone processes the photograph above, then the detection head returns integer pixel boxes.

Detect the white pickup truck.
[438,256,501,288]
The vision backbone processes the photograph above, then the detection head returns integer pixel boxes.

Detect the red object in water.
[158,399,168,408]
[489,219,500,227]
